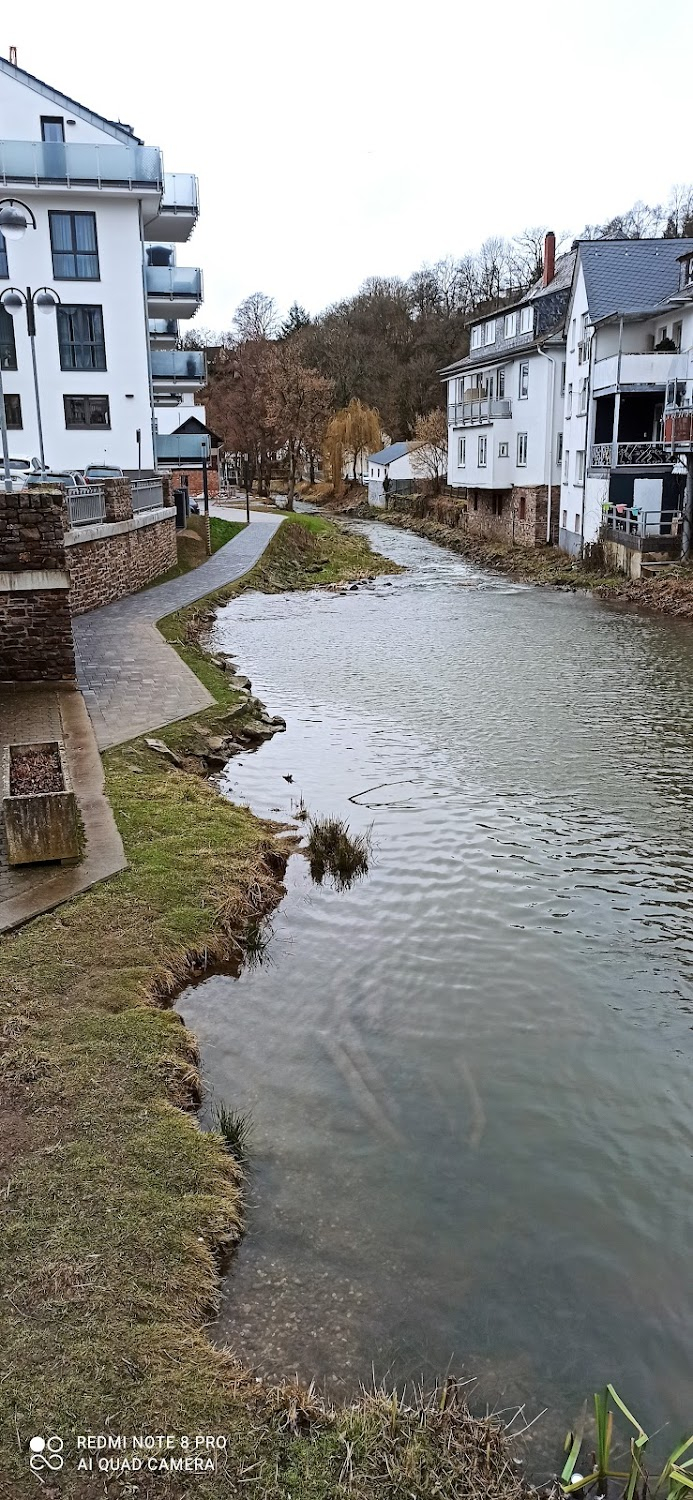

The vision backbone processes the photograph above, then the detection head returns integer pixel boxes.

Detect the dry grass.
[307,815,371,889]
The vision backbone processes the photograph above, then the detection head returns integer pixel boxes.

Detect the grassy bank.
[370,505,693,619]
[0,513,525,1499]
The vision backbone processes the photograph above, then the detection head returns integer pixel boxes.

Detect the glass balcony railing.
[146,266,203,299]
[149,319,178,341]
[160,172,199,213]
[151,350,206,381]
[156,433,211,464]
[0,139,163,189]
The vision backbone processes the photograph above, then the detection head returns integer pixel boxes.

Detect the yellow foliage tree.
[325,399,381,491]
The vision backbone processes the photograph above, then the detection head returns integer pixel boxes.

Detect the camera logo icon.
[29,1435,64,1473]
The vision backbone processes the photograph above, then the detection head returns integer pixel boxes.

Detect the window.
[458,437,466,468]
[578,377,588,415]
[471,325,483,350]
[563,450,569,484]
[570,318,576,350]
[0,306,17,370]
[556,431,563,465]
[478,435,487,467]
[574,513,580,534]
[560,362,566,396]
[673,321,683,352]
[57,305,106,370]
[520,306,533,334]
[518,362,529,399]
[64,394,111,429]
[49,212,99,280]
[485,319,496,345]
[41,116,65,142]
[566,382,573,417]
[492,496,503,517]
[473,495,478,511]
[518,496,526,521]
[575,449,585,483]
[498,441,509,457]
[497,367,505,399]
[504,311,517,338]
[562,509,567,529]
[517,432,528,466]
[0,232,7,279]
[4,393,21,428]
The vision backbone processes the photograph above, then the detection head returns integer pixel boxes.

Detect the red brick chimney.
[542,230,556,287]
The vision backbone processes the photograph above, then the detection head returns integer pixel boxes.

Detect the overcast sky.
[10,0,691,330]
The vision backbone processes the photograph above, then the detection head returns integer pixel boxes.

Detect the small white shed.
[367,442,413,506]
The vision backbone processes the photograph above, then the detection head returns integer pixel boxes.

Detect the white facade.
[0,56,204,474]
[560,241,693,556]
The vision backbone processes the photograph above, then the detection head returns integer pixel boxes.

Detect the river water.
[179,521,693,1461]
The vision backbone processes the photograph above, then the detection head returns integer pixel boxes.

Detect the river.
[178,520,693,1464]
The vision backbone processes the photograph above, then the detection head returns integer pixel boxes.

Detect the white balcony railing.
[592,351,688,393]
[448,398,512,426]
[0,139,163,191]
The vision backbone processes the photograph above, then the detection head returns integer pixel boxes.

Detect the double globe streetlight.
[0,197,60,490]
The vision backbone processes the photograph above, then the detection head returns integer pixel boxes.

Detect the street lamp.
[0,197,60,485]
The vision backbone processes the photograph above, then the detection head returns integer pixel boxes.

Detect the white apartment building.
[442,234,573,546]
[0,55,205,474]
[560,237,693,555]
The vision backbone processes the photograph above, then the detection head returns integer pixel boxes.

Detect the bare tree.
[233,291,279,343]
[266,345,333,509]
[409,409,448,493]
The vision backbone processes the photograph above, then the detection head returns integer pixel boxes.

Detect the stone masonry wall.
[66,512,177,615]
[390,487,551,547]
[0,487,75,682]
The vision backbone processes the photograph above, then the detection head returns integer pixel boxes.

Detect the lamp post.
[0,196,61,476]
[0,198,38,492]
[1,284,61,473]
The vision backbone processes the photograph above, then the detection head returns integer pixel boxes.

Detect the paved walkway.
[73,516,282,750]
[0,685,126,933]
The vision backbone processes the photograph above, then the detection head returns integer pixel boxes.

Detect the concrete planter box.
[2,740,81,866]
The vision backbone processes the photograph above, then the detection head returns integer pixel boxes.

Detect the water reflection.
[179,523,693,1467]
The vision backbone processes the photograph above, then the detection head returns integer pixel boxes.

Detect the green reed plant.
[561,1386,693,1500]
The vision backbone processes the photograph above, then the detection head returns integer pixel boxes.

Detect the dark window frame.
[4,393,22,429]
[49,211,100,281]
[0,305,17,370]
[63,394,111,430]
[57,305,106,372]
[0,231,7,279]
[41,116,65,142]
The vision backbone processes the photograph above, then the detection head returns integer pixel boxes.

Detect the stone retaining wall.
[65,509,177,615]
[389,485,557,547]
[0,488,75,683]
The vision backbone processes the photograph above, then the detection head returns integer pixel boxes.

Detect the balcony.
[149,319,178,348]
[448,398,512,426]
[143,173,199,243]
[0,139,163,196]
[592,351,687,393]
[155,432,211,466]
[590,442,673,471]
[151,349,207,387]
[146,265,203,319]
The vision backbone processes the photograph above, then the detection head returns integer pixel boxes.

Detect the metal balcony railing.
[67,486,107,527]
[448,398,512,426]
[664,407,693,446]
[155,433,211,464]
[145,266,203,300]
[130,478,164,511]
[150,349,206,382]
[0,140,163,190]
[590,442,672,470]
[601,505,682,541]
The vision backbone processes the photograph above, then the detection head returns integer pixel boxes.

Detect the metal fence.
[131,478,164,512]
[591,442,673,470]
[601,506,682,542]
[67,486,106,527]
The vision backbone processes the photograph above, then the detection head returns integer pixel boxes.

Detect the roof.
[526,249,576,302]
[578,237,693,322]
[368,441,410,465]
[174,415,223,445]
[0,55,142,144]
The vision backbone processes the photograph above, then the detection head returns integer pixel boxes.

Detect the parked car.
[84,464,123,481]
[26,470,86,489]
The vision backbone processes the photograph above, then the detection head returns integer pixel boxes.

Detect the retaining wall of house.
[389,485,558,547]
[0,488,75,683]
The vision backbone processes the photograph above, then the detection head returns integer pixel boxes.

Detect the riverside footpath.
[73,515,282,749]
